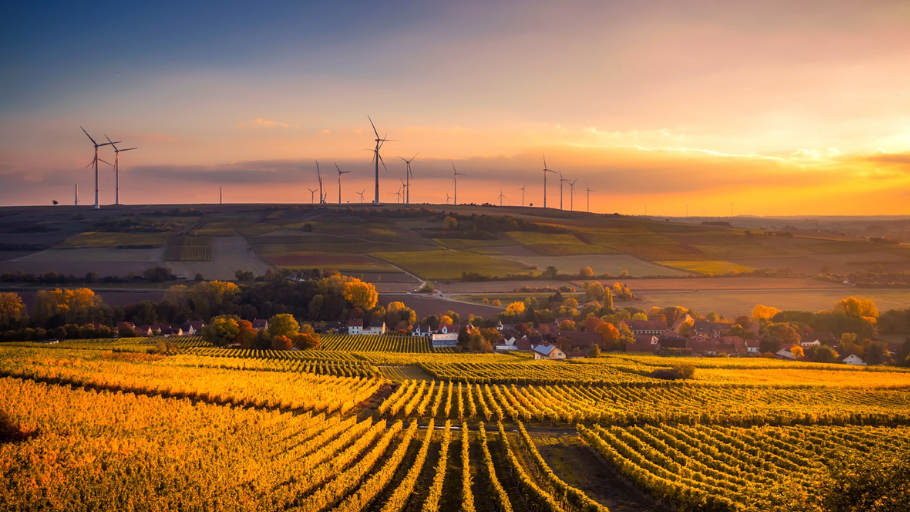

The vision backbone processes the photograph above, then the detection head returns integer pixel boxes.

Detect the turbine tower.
[315,161,326,204]
[399,153,418,205]
[357,189,366,203]
[542,156,556,209]
[75,184,78,206]
[498,189,506,207]
[586,184,594,213]
[220,186,223,205]
[568,179,577,211]
[368,116,391,205]
[518,183,526,206]
[80,127,118,209]
[558,169,570,210]
[452,164,466,206]
[105,135,136,206]
[307,187,318,204]
[335,164,350,204]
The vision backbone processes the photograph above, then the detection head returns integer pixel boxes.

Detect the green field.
[370,250,538,279]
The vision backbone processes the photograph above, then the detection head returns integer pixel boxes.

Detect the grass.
[497,253,692,277]
[254,241,435,255]
[369,250,538,280]
[261,252,399,272]
[57,231,172,248]
[432,238,514,250]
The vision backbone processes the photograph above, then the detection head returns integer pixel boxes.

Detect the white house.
[347,318,364,335]
[776,347,800,360]
[432,324,458,347]
[494,337,518,351]
[843,354,867,366]
[532,344,566,360]
[412,325,432,338]
[364,322,386,336]
[745,340,761,354]
[799,338,821,348]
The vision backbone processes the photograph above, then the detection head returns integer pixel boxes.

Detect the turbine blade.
[105,134,118,150]
[98,158,113,166]
[121,147,137,151]
[81,127,97,145]
[368,116,379,138]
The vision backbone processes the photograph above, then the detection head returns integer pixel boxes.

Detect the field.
[165,235,215,262]
[370,250,539,280]
[164,236,272,280]
[57,231,172,248]
[654,260,754,275]
[498,253,691,277]
[2,339,910,511]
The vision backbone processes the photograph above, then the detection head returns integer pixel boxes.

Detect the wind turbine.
[452,164,466,205]
[399,153,418,205]
[568,179,577,211]
[518,183,527,207]
[445,192,451,205]
[498,189,506,207]
[357,189,366,203]
[315,161,326,204]
[368,116,391,205]
[542,156,556,209]
[307,187,318,204]
[75,184,78,206]
[335,164,350,204]
[400,179,407,204]
[80,127,118,209]
[586,184,594,213]
[558,169,570,210]
[105,135,136,206]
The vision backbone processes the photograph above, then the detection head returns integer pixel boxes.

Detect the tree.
[201,315,241,347]
[292,332,321,350]
[543,266,558,279]
[790,345,805,358]
[443,215,458,230]
[752,304,782,321]
[191,280,240,319]
[596,322,621,350]
[579,266,594,278]
[268,313,300,339]
[468,332,492,353]
[559,319,577,331]
[813,345,839,363]
[840,332,857,354]
[584,316,605,331]
[117,323,137,338]
[0,292,27,329]
[505,302,526,318]
[834,297,879,322]
[343,280,378,310]
[631,312,648,321]
[35,288,99,324]
[587,344,601,358]
[602,288,614,312]
[271,335,293,350]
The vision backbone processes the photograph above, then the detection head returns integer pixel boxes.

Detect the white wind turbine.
[445,192,451,205]
[104,135,136,206]
[368,116,391,205]
[518,183,527,207]
[452,163,466,205]
[357,189,366,203]
[335,164,350,204]
[307,187,318,204]
[558,169,570,210]
[399,153,418,205]
[315,161,327,204]
[81,127,118,209]
[498,189,506,206]
[542,156,556,209]
[568,179,578,211]
[586,184,594,213]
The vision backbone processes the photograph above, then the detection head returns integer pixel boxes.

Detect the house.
[843,354,867,366]
[671,314,694,333]
[565,350,586,359]
[178,321,204,335]
[432,324,458,347]
[719,336,745,355]
[347,318,364,335]
[658,333,687,350]
[625,319,668,335]
[776,347,800,360]
[251,319,269,331]
[515,336,533,351]
[532,343,566,360]
[555,330,601,349]
[686,336,719,355]
[159,325,184,336]
[412,325,433,338]
[799,338,821,348]
[134,325,154,336]
[745,339,762,354]
[626,334,659,353]
[363,322,386,336]
[691,321,729,337]
[494,337,518,351]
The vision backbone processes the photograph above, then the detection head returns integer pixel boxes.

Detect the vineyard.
[2,339,909,511]
[165,235,215,261]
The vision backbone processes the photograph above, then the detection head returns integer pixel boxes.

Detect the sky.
[1,0,909,215]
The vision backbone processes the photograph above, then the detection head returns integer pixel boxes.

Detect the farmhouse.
[843,354,867,366]
[251,319,269,331]
[178,321,204,335]
[626,334,659,353]
[625,319,668,335]
[745,339,761,354]
[412,325,432,338]
[691,320,729,337]
[532,343,566,360]
[347,318,364,335]
[432,324,458,347]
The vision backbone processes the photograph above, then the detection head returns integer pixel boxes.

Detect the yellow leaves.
[343,280,378,310]
[751,304,782,320]
[833,296,879,320]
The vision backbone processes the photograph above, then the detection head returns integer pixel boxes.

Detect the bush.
[148,341,179,356]
[271,335,293,350]
[650,363,696,380]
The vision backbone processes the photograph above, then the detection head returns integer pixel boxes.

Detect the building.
[532,343,566,360]
[251,319,269,331]
[432,324,458,347]
[178,321,204,335]
[364,322,386,336]
[626,334,659,353]
[347,318,364,335]
[624,319,668,335]
[412,325,433,338]
[745,339,761,354]
[843,354,867,366]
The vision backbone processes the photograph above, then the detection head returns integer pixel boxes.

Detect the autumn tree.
[752,304,782,321]
[834,297,879,323]
[268,313,300,339]
[559,319,577,331]
[813,345,839,363]
[584,316,605,331]
[596,322,621,350]
[201,315,241,347]
[587,344,601,358]
[271,335,293,350]
[234,319,257,348]
[505,301,526,318]
[292,332,321,350]
[35,288,99,324]
[343,280,378,310]
[0,292,27,329]
[603,288,614,312]
[790,345,805,358]
[443,215,458,230]
[579,266,594,278]
[191,280,240,319]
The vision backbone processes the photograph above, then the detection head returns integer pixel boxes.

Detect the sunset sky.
[1,0,909,215]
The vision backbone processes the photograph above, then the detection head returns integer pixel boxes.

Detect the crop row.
[380,378,910,425]
[320,334,434,353]
[578,422,910,511]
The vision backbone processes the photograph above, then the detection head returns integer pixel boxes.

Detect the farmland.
[371,250,539,280]
[2,340,909,511]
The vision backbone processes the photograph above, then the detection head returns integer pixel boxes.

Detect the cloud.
[237,117,293,129]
